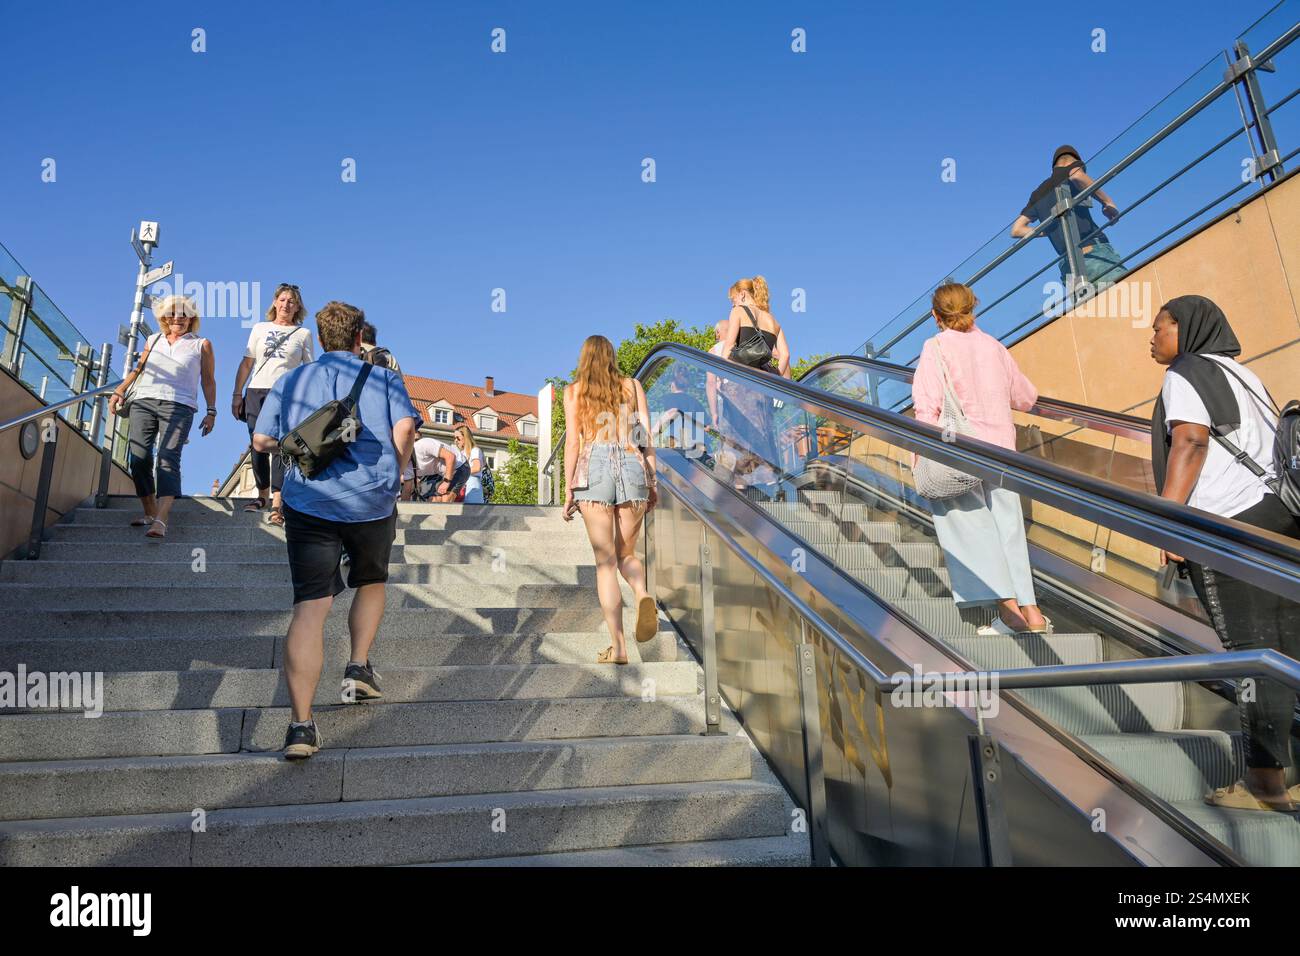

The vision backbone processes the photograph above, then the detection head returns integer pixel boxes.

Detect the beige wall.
[1009,170,1300,420]
[0,368,134,557]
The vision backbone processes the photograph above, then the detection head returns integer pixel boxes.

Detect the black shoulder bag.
[729,306,774,369]
[280,363,373,479]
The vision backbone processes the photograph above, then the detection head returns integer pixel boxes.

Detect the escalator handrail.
[798,353,1152,442]
[636,343,1300,600]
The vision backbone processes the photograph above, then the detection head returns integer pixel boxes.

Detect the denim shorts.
[573,442,649,507]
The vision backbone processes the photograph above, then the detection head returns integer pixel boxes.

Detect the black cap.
[1053,144,1082,167]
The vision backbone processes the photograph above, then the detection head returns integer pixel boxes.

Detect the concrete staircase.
[0,496,807,867]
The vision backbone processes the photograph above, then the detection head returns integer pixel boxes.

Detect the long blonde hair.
[573,335,631,446]
[729,275,770,313]
[453,423,477,454]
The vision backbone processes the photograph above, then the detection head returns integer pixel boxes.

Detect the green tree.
[791,353,831,380]
[489,438,538,505]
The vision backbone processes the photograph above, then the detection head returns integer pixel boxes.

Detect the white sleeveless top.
[134,332,205,410]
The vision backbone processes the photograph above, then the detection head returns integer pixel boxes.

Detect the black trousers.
[243,387,284,493]
[1185,494,1300,772]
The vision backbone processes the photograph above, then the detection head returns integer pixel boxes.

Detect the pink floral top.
[911,327,1038,451]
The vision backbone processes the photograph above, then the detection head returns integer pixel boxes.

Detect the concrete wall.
[0,367,134,557]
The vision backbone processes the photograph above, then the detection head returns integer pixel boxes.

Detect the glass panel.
[646,350,1300,865]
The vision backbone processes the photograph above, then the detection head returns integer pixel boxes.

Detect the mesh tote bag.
[912,340,982,500]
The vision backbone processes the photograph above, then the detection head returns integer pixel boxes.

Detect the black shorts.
[283,503,397,604]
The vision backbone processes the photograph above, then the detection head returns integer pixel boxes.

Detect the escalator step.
[1170,799,1300,866]
[1081,731,1242,803]
[849,567,952,600]
[945,632,1104,670]
[1019,683,1185,736]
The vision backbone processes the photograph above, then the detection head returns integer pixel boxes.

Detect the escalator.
[637,345,1300,866]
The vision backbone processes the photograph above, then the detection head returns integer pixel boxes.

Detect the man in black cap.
[1011,145,1123,291]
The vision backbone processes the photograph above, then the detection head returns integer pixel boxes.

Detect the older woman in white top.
[108,295,216,538]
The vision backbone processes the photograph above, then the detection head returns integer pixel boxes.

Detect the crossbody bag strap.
[931,340,967,420]
[344,361,373,411]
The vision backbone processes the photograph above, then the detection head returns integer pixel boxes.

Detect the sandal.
[130,515,155,527]
[265,508,285,527]
[1205,781,1299,813]
[145,518,167,539]
[1020,616,1054,635]
[243,497,267,513]
[596,646,628,665]
[635,595,658,643]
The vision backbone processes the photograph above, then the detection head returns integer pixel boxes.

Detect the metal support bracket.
[795,628,832,866]
[968,733,1013,866]
[698,531,724,735]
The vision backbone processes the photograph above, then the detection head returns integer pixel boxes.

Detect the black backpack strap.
[1213,360,1283,420]
[1210,427,1273,491]
[345,362,373,411]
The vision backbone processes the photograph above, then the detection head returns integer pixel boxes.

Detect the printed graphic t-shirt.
[245,322,315,390]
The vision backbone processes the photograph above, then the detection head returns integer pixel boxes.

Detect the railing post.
[698,529,723,736]
[2,275,33,373]
[1228,40,1283,184]
[1053,181,1086,305]
[644,495,657,605]
[88,343,112,448]
[795,622,831,866]
[25,417,59,560]
[968,732,1013,866]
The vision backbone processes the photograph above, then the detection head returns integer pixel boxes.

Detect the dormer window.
[475,413,498,431]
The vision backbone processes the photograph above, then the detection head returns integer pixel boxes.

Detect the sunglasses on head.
[278,284,300,292]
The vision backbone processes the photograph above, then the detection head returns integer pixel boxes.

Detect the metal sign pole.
[122,221,161,379]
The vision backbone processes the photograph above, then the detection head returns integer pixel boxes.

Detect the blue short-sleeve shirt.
[255,351,420,522]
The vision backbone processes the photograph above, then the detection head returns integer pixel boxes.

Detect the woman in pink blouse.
[911,282,1049,635]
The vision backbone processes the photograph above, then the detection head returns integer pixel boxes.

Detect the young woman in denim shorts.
[562,335,659,665]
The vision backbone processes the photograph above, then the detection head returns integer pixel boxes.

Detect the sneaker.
[283,721,321,761]
[341,661,383,703]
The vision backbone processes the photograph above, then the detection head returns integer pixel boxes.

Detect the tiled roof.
[403,375,539,441]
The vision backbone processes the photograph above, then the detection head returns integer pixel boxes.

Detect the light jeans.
[928,486,1037,608]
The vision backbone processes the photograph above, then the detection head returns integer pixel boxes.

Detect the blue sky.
[3,0,1276,492]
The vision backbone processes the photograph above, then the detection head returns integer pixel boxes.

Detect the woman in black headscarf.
[1150,294,1300,812]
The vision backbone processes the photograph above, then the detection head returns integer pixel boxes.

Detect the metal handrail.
[0,382,119,434]
[799,353,1153,441]
[635,343,1300,599]
[866,17,1300,360]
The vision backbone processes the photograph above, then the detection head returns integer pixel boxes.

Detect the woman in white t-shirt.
[1150,294,1300,813]
[231,284,314,525]
[454,424,487,504]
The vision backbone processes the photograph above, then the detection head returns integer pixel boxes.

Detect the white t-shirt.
[402,436,467,481]
[463,447,485,494]
[245,322,314,390]
[1161,355,1277,518]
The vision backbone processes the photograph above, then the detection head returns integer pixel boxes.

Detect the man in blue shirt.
[1011,145,1124,290]
[253,300,419,760]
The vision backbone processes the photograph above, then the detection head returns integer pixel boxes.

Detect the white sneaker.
[976,619,1018,637]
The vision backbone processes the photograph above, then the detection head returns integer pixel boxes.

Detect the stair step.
[0,781,789,866]
[32,541,596,565]
[66,507,563,532]
[1,662,699,713]
[0,696,705,761]
[90,497,555,518]
[44,525,593,547]
[0,561,597,587]
[428,834,809,867]
[0,735,751,820]
[4,627,679,672]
